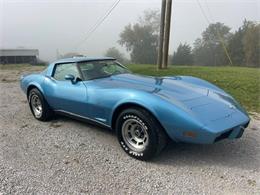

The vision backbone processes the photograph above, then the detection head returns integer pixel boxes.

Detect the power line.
[196,0,211,24]
[203,0,233,66]
[204,0,214,22]
[75,0,121,51]
[196,0,233,65]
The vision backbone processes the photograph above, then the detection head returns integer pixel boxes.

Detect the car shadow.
[52,114,115,136]
[52,115,258,171]
[152,135,259,171]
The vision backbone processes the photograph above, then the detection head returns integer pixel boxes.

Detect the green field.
[1,64,259,113]
[127,64,260,113]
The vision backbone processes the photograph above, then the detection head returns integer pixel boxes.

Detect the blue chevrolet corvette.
[20,57,250,160]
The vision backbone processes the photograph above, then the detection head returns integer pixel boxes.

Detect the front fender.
[170,76,226,94]
[109,91,160,126]
[109,90,205,142]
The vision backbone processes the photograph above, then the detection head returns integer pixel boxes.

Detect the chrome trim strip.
[95,117,107,122]
[54,110,110,128]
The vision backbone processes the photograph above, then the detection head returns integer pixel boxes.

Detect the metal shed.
[0,49,39,64]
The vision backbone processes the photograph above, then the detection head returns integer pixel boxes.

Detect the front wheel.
[116,107,168,160]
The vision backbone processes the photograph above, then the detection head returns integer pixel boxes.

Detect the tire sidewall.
[28,89,46,120]
[116,109,158,160]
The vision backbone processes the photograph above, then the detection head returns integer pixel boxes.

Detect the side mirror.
[64,74,75,83]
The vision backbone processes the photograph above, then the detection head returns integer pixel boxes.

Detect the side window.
[53,63,80,81]
[102,64,128,75]
[80,63,94,71]
[78,63,95,80]
[102,64,116,74]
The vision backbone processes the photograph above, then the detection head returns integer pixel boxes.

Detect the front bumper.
[164,110,250,144]
[214,122,248,142]
[175,121,249,144]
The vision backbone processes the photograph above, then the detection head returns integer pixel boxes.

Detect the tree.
[104,47,127,63]
[228,20,253,66]
[243,21,259,67]
[138,9,160,34]
[228,27,245,66]
[193,22,232,66]
[192,20,259,67]
[192,38,210,66]
[227,20,259,67]
[172,43,193,65]
[119,10,160,64]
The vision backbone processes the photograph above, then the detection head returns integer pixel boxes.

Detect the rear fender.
[23,74,46,101]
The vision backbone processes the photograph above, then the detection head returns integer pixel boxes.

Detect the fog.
[0,0,259,61]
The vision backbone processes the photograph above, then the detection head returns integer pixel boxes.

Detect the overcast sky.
[0,0,259,61]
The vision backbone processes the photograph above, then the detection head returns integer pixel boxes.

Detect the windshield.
[78,60,130,80]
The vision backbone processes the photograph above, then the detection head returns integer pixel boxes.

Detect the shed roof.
[0,49,39,57]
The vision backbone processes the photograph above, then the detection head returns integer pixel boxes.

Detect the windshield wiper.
[89,74,113,80]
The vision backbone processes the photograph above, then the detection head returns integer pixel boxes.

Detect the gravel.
[0,79,260,194]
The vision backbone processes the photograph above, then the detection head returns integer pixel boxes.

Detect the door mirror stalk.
[64,74,76,84]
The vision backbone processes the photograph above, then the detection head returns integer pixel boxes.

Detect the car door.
[43,62,88,116]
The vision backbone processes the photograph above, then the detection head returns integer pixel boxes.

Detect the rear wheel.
[116,107,168,160]
[28,88,53,121]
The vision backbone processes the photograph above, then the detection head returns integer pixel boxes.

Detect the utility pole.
[162,0,172,69]
[157,0,172,69]
[157,0,166,70]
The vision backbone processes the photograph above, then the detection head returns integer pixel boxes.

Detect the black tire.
[116,107,168,160]
[28,88,53,121]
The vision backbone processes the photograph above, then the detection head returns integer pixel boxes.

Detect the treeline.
[173,20,259,67]
[105,10,259,67]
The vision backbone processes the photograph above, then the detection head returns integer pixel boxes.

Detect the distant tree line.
[175,20,259,67]
[104,47,130,64]
[107,10,259,67]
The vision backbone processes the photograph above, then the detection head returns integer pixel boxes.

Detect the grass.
[1,64,259,113]
[127,64,260,113]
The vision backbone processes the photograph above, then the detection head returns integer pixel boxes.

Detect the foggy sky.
[0,0,259,61]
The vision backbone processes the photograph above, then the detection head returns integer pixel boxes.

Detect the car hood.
[110,74,209,101]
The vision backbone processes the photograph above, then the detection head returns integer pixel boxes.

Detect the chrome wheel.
[31,94,42,118]
[122,118,149,152]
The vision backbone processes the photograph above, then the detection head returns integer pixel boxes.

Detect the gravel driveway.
[0,75,259,194]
